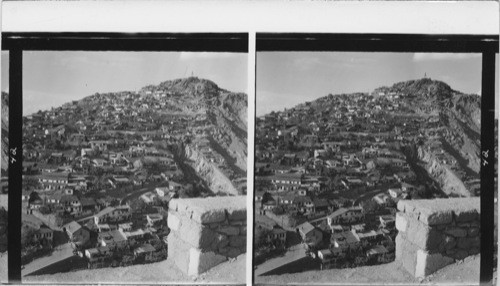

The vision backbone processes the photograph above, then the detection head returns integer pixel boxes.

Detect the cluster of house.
[22,184,174,268]
[255,89,448,224]
[291,205,396,269]
[18,79,248,272]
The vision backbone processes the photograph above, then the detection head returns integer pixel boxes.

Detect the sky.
[1,52,8,93]
[0,51,247,116]
[257,52,494,116]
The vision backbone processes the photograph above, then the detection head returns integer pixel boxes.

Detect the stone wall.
[395,198,480,278]
[167,196,246,276]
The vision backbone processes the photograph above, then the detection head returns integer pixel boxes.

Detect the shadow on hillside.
[24,255,87,277]
[259,256,319,276]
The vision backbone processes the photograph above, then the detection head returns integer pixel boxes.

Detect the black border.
[1,32,248,284]
[254,33,498,286]
[2,32,248,52]
[8,49,22,285]
[257,33,498,53]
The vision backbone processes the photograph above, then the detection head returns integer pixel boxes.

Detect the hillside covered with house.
[20,77,247,273]
[254,78,481,270]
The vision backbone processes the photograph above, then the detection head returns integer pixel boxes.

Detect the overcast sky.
[0,51,247,116]
[257,52,495,116]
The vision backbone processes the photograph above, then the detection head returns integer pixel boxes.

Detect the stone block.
[395,234,419,276]
[229,235,246,248]
[217,225,240,236]
[0,234,6,245]
[395,212,408,232]
[444,227,467,238]
[169,196,246,225]
[405,219,441,252]
[167,213,181,231]
[216,233,229,249]
[436,225,446,231]
[225,246,242,258]
[169,200,181,212]
[469,220,480,228]
[468,227,479,237]
[188,248,227,276]
[209,223,221,229]
[450,249,468,261]
[397,200,411,213]
[227,209,246,221]
[454,209,479,223]
[397,198,479,226]
[229,220,245,226]
[177,217,217,249]
[456,237,475,249]
[240,225,247,235]
[468,247,480,255]
[442,235,456,251]
[195,209,227,225]
[395,234,404,260]
[415,249,454,277]
[168,233,192,274]
[445,249,457,256]
[418,207,453,226]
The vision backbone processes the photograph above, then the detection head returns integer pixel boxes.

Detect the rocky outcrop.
[167,196,246,276]
[392,79,480,177]
[396,198,480,277]
[186,145,240,196]
[418,146,471,197]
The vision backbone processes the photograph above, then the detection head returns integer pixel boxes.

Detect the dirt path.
[256,255,482,285]
[23,253,246,284]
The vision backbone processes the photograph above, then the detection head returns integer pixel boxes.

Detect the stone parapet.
[395,198,480,278]
[167,196,246,276]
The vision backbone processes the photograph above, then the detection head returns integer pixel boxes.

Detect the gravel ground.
[23,253,246,284]
[256,255,481,285]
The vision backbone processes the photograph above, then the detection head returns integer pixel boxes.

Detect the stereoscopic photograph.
[254,50,494,284]
[17,49,247,284]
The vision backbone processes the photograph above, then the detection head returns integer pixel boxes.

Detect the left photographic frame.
[0,50,9,284]
[2,33,249,284]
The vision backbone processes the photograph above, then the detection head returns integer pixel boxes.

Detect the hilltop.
[23,77,247,195]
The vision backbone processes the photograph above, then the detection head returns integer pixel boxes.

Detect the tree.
[361,199,380,214]
[29,191,41,204]
[257,228,273,248]
[21,226,37,248]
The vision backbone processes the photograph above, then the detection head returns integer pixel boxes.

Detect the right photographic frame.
[253,34,498,285]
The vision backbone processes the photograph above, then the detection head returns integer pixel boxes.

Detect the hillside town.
[20,77,247,275]
[254,78,481,273]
